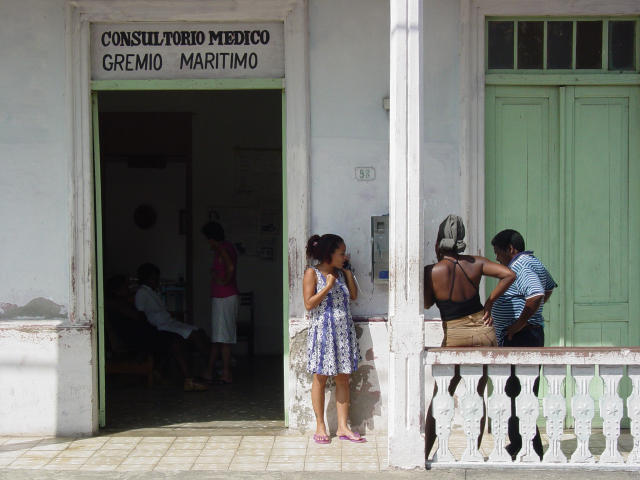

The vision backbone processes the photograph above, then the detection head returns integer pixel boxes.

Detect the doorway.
[93,89,285,431]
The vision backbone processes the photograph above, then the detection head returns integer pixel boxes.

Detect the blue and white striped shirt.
[491,252,557,346]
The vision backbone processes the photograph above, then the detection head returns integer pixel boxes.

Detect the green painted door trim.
[91,78,284,91]
[91,92,106,428]
[281,90,289,427]
[486,74,640,86]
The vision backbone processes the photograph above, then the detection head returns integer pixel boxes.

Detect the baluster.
[487,365,511,462]
[627,365,640,465]
[460,365,484,462]
[432,364,455,462]
[570,365,595,463]
[515,365,541,463]
[598,365,624,464]
[542,364,567,463]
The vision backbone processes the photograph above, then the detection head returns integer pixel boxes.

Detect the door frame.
[68,0,309,431]
[92,82,287,428]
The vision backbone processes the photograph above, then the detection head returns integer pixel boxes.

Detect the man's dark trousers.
[504,326,544,459]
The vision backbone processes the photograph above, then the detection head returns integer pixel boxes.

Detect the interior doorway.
[94,89,285,431]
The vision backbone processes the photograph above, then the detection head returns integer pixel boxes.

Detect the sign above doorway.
[91,22,284,80]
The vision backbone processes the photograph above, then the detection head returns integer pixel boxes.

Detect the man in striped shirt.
[491,230,557,347]
[490,229,557,459]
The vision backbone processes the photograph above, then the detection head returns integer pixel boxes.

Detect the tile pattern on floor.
[0,434,388,472]
[2,429,634,472]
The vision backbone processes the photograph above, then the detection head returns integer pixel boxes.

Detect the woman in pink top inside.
[202,221,239,384]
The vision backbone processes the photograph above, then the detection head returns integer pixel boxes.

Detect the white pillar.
[388,0,424,469]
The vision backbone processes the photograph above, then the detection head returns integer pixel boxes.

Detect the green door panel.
[565,86,638,350]
[485,85,561,346]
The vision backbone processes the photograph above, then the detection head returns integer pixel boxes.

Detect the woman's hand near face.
[303,268,338,311]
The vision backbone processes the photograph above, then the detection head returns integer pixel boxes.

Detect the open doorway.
[95,90,284,431]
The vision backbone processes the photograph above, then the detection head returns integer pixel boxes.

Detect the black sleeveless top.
[434,258,484,321]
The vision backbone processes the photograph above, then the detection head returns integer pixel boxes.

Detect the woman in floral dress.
[303,234,365,444]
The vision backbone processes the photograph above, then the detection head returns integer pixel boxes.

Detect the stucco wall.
[0,0,70,311]
[0,323,95,435]
[308,0,391,317]
[0,0,464,435]
[308,0,462,320]
[0,0,96,435]
[422,0,462,321]
[288,320,388,434]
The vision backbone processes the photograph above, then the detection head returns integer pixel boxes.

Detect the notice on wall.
[91,22,284,80]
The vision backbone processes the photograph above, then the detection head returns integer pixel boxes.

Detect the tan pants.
[442,310,497,347]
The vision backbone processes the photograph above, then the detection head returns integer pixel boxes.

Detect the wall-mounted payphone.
[371,215,389,284]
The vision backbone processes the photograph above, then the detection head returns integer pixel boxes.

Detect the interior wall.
[102,162,187,282]
[99,91,283,355]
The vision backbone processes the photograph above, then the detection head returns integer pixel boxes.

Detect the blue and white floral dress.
[306,267,359,376]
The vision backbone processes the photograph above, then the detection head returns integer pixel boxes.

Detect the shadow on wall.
[326,325,382,435]
[289,323,382,435]
[289,326,316,431]
[0,297,94,436]
[0,298,67,319]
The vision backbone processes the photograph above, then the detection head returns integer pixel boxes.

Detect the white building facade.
[1,0,639,470]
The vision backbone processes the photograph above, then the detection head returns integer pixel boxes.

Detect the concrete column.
[388,0,425,469]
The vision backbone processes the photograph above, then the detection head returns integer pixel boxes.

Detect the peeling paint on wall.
[289,322,384,434]
[0,298,68,319]
[289,326,315,431]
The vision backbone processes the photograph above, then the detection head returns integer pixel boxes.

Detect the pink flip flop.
[338,432,367,443]
[313,434,331,444]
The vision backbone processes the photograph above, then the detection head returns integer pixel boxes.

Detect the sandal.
[338,432,367,443]
[313,434,331,444]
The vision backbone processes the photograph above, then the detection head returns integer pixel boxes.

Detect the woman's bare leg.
[335,373,358,437]
[221,343,232,382]
[311,374,329,437]
[205,342,220,380]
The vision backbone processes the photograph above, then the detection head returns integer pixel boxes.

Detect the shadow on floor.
[102,355,284,435]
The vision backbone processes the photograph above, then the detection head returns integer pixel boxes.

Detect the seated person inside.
[112,263,212,391]
[105,274,159,356]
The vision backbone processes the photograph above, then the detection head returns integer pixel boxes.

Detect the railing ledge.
[425,347,640,366]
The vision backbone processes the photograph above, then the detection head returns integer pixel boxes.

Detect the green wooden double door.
[486,85,640,350]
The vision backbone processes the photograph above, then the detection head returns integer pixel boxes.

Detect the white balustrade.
[542,364,567,463]
[599,365,624,464]
[570,365,595,463]
[515,365,541,463]
[628,365,640,464]
[487,365,511,462]
[460,365,484,462]
[431,364,455,463]
[426,347,640,468]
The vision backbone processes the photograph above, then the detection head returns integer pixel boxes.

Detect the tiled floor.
[0,434,388,472]
[104,355,285,433]
[1,429,636,472]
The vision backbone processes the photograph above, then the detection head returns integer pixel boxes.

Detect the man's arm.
[506,294,543,339]
[505,266,545,340]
